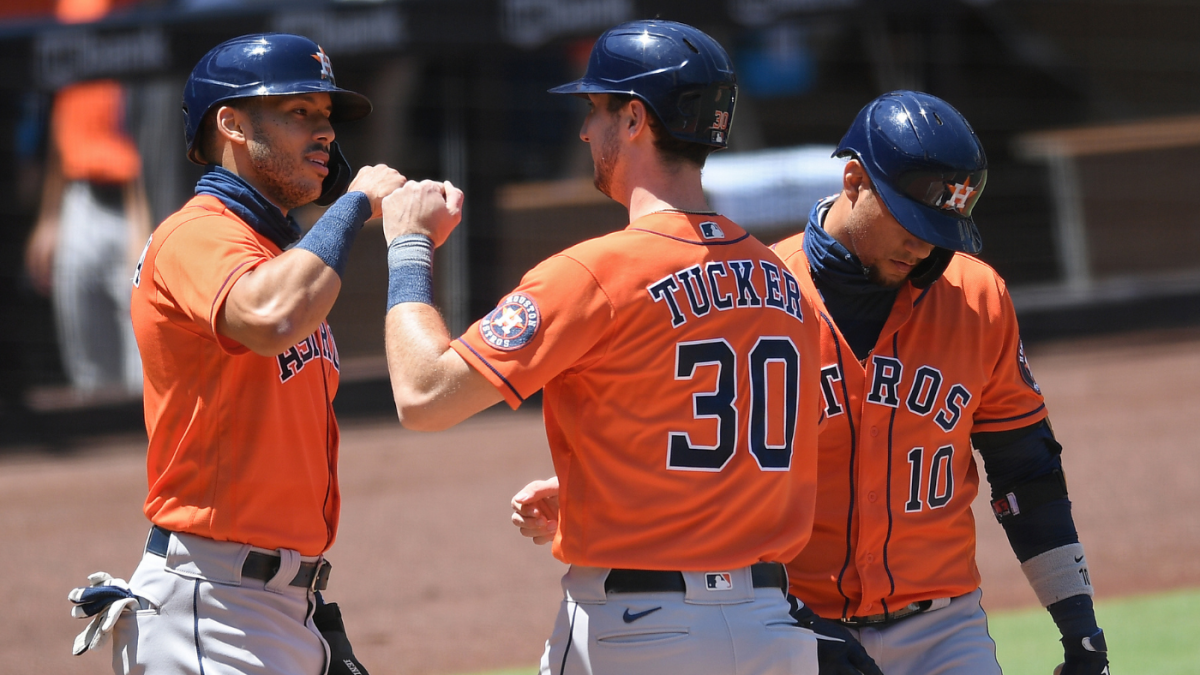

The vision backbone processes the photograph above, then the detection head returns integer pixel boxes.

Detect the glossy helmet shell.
[835,90,987,253]
[550,20,737,148]
[182,33,372,164]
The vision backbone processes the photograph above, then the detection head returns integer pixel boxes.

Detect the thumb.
[443,181,465,214]
[515,478,559,504]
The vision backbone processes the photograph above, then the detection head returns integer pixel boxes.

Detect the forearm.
[383,234,500,430]
[975,422,1103,653]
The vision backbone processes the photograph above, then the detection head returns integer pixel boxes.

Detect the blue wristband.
[293,191,373,277]
[386,234,435,310]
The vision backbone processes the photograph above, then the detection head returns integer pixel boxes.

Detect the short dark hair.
[606,94,716,169]
[196,96,263,165]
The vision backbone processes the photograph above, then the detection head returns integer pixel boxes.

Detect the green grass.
[990,587,1200,674]
[453,589,1200,675]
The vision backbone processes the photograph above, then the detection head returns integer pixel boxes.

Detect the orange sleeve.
[972,276,1048,430]
[452,253,615,408]
[151,217,270,354]
[51,80,141,184]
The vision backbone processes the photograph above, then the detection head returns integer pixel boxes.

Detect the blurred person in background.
[24,0,150,396]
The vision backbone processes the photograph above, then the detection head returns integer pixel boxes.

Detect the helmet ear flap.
[313,141,353,207]
[909,247,954,288]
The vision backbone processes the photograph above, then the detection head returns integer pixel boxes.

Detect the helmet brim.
[870,167,983,254]
[548,78,634,96]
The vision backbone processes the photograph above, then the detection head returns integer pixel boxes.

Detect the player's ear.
[625,98,649,139]
[842,159,869,204]
[214,105,249,146]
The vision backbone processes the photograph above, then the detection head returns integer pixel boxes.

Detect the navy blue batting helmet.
[549,20,737,148]
[835,90,987,253]
[183,33,372,164]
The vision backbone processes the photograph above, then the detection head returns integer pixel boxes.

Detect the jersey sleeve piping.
[973,403,1047,427]
[454,337,525,404]
[626,228,750,246]
[207,258,259,353]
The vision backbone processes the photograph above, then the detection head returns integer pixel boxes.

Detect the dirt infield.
[4,328,1200,675]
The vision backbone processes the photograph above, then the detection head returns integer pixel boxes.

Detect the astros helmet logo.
[941,176,976,215]
[312,47,335,80]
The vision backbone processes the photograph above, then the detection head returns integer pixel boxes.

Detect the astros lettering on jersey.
[773,232,1046,619]
[454,212,824,571]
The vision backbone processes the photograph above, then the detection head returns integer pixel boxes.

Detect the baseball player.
[66,34,404,675]
[513,91,1111,675]
[381,20,823,675]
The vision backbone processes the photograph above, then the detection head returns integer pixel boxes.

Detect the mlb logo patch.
[699,221,725,240]
[705,572,733,591]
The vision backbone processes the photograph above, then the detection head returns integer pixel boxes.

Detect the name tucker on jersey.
[647,259,805,327]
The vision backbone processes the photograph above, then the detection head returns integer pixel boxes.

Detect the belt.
[604,562,787,594]
[837,599,936,627]
[146,526,330,591]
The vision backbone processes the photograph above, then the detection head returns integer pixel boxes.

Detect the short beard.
[866,264,909,288]
[245,118,324,211]
[592,124,621,199]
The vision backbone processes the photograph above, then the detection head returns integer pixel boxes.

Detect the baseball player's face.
[844,184,935,288]
[243,93,336,211]
[579,94,623,199]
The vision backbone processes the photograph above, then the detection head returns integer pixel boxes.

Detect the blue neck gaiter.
[195,166,302,250]
[802,197,900,360]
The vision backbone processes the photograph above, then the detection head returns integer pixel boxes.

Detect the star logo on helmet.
[312,47,334,81]
[942,176,975,214]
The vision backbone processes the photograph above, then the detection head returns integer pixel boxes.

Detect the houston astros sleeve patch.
[480,293,541,351]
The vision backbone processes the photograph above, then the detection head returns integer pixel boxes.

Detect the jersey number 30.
[668,337,799,472]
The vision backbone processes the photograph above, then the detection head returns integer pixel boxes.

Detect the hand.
[346,164,407,220]
[1055,629,1110,675]
[788,597,884,675]
[68,571,140,656]
[24,217,58,296]
[511,476,559,545]
[382,180,464,248]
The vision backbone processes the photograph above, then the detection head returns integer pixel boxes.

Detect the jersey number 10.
[668,337,800,472]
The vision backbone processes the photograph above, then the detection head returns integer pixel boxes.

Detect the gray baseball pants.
[111,529,329,675]
[540,564,819,675]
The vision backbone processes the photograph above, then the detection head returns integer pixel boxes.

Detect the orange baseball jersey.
[453,212,823,571]
[773,231,1047,619]
[130,195,341,557]
[52,80,141,184]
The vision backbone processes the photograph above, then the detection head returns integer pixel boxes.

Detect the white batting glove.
[68,572,140,656]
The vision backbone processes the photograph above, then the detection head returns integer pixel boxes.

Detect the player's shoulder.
[770,230,807,266]
[929,253,1014,319]
[941,252,1008,290]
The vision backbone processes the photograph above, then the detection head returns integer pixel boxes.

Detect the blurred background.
[2,0,1200,441]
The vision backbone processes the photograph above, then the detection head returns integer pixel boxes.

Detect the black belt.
[837,599,932,627]
[146,526,330,591]
[604,562,787,594]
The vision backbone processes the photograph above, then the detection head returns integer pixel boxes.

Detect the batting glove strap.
[788,596,884,675]
[1058,628,1110,675]
[67,572,143,656]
